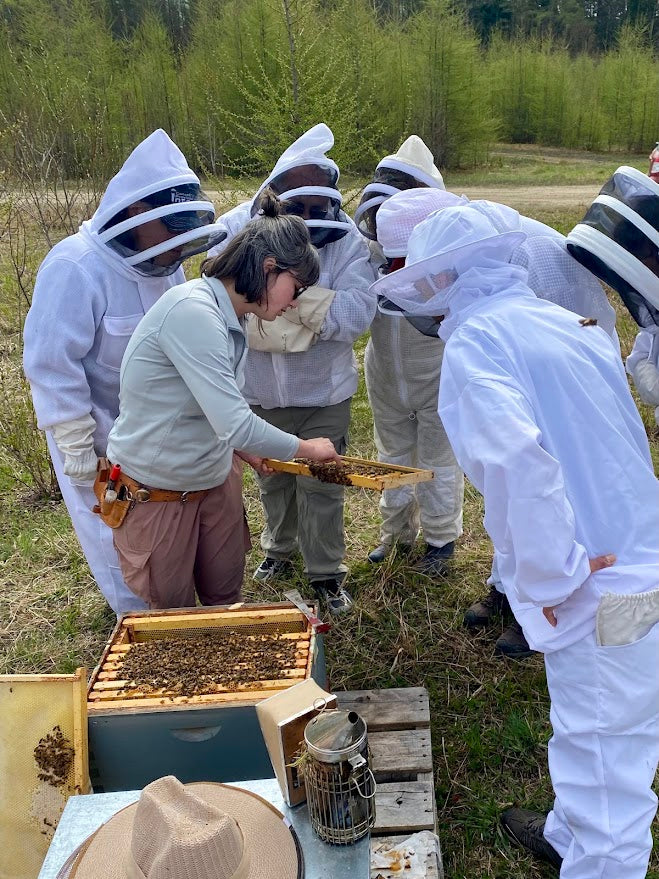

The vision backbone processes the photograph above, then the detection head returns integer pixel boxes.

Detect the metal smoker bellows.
[303,709,376,844]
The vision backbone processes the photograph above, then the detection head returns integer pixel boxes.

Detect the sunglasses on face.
[282,201,332,221]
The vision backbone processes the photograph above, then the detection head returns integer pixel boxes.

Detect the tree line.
[0,0,657,181]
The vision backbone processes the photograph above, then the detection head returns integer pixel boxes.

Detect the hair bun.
[258,188,283,218]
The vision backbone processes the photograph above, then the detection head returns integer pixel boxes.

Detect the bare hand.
[589,553,616,573]
[297,437,340,462]
[543,553,616,627]
[235,451,275,476]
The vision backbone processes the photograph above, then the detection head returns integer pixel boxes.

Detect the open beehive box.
[87,603,325,791]
[262,455,434,491]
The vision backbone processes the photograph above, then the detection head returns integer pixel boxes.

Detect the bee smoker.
[303,709,376,845]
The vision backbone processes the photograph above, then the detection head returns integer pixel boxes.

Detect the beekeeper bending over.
[208,124,376,615]
[106,193,339,610]
[23,130,226,615]
[372,205,659,878]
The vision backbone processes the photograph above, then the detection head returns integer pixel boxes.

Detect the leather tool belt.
[93,460,210,530]
[116,472,210,504]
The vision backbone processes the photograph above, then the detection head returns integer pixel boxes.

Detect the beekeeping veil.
[354,135,445,241]
[375,188,468,336]
[567,166,659,328]
[87,129,226,277]
[250,124,351,249]
[372,206,526,334]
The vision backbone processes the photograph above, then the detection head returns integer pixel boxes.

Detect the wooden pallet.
[261,455,434,491]
[336,687,442,879]
[87,604,316,714]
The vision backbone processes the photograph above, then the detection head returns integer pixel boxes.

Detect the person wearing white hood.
[23,129,227,615]
[207,124,376,615]
[372,205,659,879]
[566,165,659,431]
[369,183,619,659]
[355,137,465,579]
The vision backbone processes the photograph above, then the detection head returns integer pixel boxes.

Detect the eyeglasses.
[273,266,308,299]
[282,200,331,221]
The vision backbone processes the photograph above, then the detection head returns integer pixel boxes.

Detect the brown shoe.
[495,620,536,660]
[463,584,510,628]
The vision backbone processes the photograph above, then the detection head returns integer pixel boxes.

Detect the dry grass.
[0,186,656,878]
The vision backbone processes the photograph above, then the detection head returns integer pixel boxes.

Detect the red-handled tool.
[102,463,122,513]
[284,589,331,634]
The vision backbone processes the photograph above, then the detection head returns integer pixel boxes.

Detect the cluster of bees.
[33,725,74,788]
[118,631,300,697]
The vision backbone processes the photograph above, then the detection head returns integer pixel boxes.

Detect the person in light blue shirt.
[106,193,339,609]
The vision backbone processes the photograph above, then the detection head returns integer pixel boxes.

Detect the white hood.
[253,124,340,203]
[80,129,225,277]
[90,129,202,232]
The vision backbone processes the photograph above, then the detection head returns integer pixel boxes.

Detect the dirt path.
[459,184,598,211]
[208,184,599,214]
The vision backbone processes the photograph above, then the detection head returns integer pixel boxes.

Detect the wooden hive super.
[87,603,325,792]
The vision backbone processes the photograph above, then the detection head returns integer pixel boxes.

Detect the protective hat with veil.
[56,775,303,879]
[371,205,527,339]
[566,166,659,329]
[90,129,227,277]
[249,124,351,249]
[374,188,467,336]
[355,135,445,241]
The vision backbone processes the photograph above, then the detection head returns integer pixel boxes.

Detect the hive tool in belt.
[284,590,331,634]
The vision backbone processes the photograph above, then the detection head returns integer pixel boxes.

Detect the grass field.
[0,147,657,878]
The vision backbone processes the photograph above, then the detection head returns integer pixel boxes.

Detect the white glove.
[283,286,336,334]
[51,414,99,485]
[625,330,653,376]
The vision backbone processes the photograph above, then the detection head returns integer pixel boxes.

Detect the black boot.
[413,541,454,577]
[463,584,509,628]
[500,808,563,869]
[495,620,536,660]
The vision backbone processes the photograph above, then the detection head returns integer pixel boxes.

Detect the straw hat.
[66,776,301,879]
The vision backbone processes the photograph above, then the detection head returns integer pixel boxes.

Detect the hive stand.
[336,687,442,879]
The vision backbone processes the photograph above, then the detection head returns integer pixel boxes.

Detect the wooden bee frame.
[87,604,316,715]
[262,455,434,491]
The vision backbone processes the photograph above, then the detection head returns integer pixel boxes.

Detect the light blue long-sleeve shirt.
[106,277,300,490]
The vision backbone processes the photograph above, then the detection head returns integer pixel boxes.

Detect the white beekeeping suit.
[627,329,659,426]
[567,164,659,426]
[365,188,464,567]
[372,206,659,879]
[23,129,225,614]
[207,124,375,608]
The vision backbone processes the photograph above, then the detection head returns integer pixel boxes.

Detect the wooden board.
[336,688,442,878]
[262,455,434,491]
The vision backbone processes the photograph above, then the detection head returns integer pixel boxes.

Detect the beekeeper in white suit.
[355,138,465,580]
[370,183,618,659]
[566,164,659,430]
[207,124,376,615]
[23,129,226,614]
[372,204,659,879]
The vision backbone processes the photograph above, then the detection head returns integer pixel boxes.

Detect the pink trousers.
[113,457,251,609]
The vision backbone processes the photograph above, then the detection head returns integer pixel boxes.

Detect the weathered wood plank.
[336,688,429,731]
[373,781,435,833]
[369,729,433,776]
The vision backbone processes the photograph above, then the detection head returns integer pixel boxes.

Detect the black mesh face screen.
[580,203,659,278]
[567,242,659,328]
